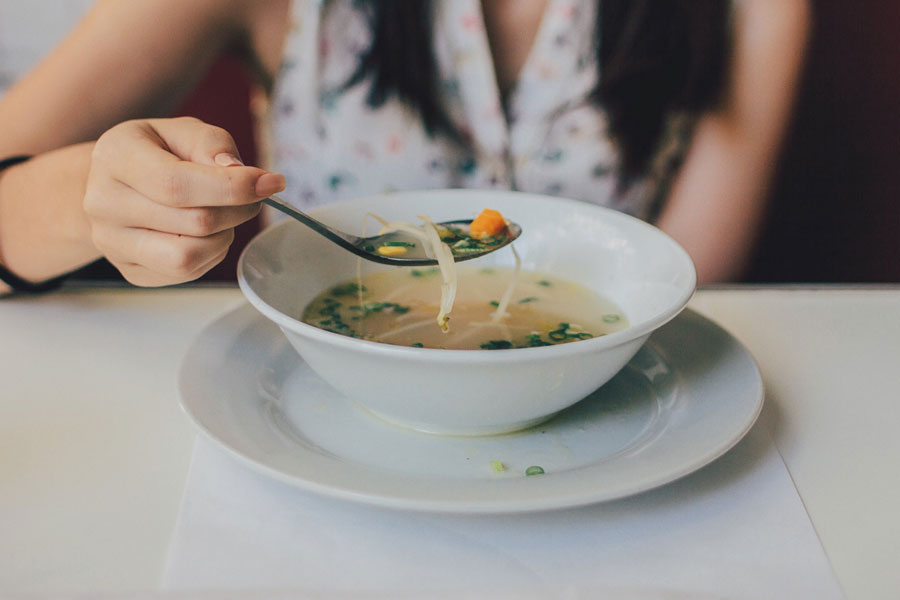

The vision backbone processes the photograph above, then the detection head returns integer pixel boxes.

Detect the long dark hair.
[348,0,730,181]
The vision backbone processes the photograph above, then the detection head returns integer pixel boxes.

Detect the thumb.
[146,116,245,167]
[144,116,284,196]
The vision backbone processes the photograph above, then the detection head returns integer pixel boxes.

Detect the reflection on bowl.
[238,190,695,435]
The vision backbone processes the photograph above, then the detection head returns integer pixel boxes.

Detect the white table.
[2,285,899,598]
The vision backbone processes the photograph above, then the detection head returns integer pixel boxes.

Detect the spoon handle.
[261,196,363,253]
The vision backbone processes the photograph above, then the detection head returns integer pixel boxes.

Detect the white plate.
[179,304,763,514]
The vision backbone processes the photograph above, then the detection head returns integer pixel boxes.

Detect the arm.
[0,0,247,154]
[0,0,288,293]
[655,0,810,284]
[0,144,97,290]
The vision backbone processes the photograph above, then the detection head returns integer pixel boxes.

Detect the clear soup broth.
[301,266,628,350]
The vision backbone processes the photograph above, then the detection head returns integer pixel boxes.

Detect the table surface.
[2,285,899,599]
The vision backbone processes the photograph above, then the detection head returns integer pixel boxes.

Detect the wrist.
[0,144,101,288]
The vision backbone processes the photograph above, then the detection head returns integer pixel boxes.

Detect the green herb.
[330,282,366,296]
[518,297,538,304]
[410,342,424,348]
[525,466,545,476]
[546,322,595,343]
[522,333,551,347]
[548,324,569,341]
[318,302,341,316]
[480,340,514,350]
[489,300,500,307]
[537,280,552,287]
[410,267,440,278]
[383,241,415,247]
[349,301,412,318]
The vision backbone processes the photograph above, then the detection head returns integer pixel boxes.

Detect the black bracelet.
[0,155,70,294]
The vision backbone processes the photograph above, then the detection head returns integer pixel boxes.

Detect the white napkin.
[162,424,842,599]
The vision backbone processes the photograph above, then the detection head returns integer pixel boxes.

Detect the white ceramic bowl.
[238,190,695,435]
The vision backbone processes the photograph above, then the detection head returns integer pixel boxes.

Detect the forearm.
[656,117,774,285]
[656,0,809,284]
[0,143,100,291]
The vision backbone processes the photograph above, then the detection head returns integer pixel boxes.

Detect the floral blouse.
[268,0,691,220]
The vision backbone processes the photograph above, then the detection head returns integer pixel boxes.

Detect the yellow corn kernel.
[376,245,408,257]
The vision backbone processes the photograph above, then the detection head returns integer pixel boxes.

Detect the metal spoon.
[262,196,522,266]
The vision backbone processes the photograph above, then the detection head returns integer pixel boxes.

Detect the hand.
[83,117,284,286]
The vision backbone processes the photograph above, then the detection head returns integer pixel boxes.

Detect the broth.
[301,266,628,350]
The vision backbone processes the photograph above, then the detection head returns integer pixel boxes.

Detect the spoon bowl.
[262,196,521,266]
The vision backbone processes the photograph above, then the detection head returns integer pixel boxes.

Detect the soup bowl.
[238,189,695,435]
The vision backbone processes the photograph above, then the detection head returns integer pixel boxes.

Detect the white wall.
[0,0,96,95]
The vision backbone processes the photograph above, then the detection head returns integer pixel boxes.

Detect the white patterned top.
[268,0,692,219]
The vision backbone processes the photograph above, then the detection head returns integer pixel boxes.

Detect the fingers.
[95,225,234,287]
[85,117,285,286]
[94,119,285,208]
[86,179,262,236]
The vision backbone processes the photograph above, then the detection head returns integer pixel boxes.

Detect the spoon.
[262,196,522,266]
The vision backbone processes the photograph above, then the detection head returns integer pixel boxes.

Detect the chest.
[480,0,549,97]
[267,0,660,221]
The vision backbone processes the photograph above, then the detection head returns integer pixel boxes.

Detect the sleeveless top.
[267,0,693,221]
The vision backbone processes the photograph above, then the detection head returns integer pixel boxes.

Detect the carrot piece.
[469,208,507,238]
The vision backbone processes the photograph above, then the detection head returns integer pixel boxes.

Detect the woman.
[0,0,809,293]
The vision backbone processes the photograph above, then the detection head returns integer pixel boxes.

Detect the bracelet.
[0,155,70,294]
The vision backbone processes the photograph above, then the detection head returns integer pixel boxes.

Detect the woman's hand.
[84,116,285,286]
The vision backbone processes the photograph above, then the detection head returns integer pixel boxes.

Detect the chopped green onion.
[523,334,551,347]
[525,466,545,476]
[518,297,538,304]
[330,283,365,296]
[481,340,514,350]
[384,241,415,247]
[410,342,424,348]
[537,280,552,287]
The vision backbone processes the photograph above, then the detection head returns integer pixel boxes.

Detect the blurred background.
[746,0,900,283]
[1,0,898,284]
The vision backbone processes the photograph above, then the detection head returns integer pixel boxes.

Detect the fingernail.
[215,152,244,167]
[255,172,286,197]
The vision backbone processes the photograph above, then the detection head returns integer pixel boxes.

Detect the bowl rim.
[238,190,696,363]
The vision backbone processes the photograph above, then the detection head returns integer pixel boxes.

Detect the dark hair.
[348,0,730,181]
